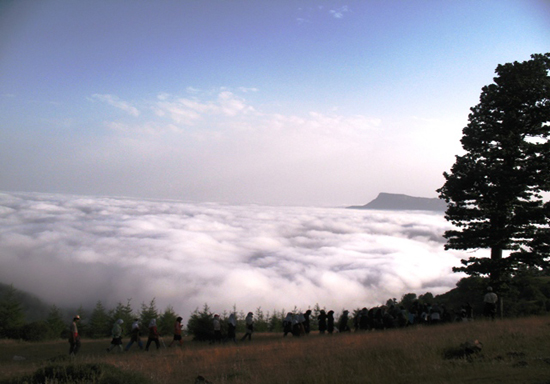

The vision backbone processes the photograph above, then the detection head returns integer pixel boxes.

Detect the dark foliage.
[0,363,152,384]
[0,285,25,338]
[438,53,550,286]
[0,282,51,322]
[89,301,111,339]
[187,304,215,341]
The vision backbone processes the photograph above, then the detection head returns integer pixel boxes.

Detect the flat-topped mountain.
[347,192,447,212]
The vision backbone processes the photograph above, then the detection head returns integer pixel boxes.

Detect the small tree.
[45,305,66,339]
[385,298,398,307]
[158,305,178,336]
[0,285,25,338]
[186,304,213,341]
[139,299,159,330]
[418,292,434,305]
[400,293,418,310]
[438,53,550,287]
[109,300,135,335]
[89,301,110,338]
[310,303,324,331]
[254,307,268,332]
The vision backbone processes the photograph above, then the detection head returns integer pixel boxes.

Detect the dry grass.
[2,316,550,383]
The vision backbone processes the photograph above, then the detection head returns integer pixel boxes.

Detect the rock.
[443,340,483,359]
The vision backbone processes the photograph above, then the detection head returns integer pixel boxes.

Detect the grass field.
[1,316,550,383]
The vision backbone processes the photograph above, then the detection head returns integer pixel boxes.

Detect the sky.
[0,1,548,206]
[0,191,478,319]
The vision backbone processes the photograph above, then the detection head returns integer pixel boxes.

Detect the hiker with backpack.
[107,319,124,352]
[169,316,184,347]
[145,319,160,351]
[125,318,143,351]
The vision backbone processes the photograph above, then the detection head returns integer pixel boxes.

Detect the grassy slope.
[1,316,550,384]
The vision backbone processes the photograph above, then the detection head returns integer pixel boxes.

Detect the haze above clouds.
[1,1,548,206]
[0,192,475,318]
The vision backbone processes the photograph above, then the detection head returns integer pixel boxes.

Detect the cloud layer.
[0,191,472,319]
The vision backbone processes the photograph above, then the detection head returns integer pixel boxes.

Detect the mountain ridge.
[347,192,447,212]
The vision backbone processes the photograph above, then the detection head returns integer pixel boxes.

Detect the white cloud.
[238,87,259,93]
[2,88,461,207]
[0,192,471,320]
[330,5,350,19]
[90,94,140,117]
[105,121,182,134]
[151,90,255,125]
[217,91,255,116]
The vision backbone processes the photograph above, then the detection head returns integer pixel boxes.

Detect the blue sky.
[1,1,549,206]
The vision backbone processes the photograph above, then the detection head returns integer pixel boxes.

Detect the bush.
[19,321,49,342]
[0,362,152,384]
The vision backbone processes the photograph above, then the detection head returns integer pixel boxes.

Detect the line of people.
[68,316,182,355]
[69,289,496,355]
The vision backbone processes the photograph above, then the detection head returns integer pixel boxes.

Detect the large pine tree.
[438,53,550,285]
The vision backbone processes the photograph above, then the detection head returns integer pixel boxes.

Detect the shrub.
[1,362,152,384]
[19,321,50,342]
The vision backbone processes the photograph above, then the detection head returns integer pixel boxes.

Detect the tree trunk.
[490,247,503,285]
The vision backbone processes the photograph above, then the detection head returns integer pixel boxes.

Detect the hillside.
[347,192,447,212]
[2,316,550,384]
[0,282,52,322]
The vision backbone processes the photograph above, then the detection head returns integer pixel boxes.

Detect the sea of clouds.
[0,191,474,320]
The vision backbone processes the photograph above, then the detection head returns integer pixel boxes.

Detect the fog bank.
[0,192,472,319]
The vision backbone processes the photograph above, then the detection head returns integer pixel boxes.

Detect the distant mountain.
[347,193,447,212]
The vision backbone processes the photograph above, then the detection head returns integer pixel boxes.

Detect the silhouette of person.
[107,319,124,352]
[68,315,81,356]
[327,310,335,334]
[338,310,350,332]
[227,313,237,343]
[169,316,184,347]
[240,312,254,341]
[303,310,312,334]
[125,318,144,350]
[318,310,327,334]
[145,319,160,351]
[483,287,498,320]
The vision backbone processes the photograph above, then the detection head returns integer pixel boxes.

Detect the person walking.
[283,312,293,337]
[318,310,327,334]
[68,315,81,356]
[483,287,499,320]
[226,313,237,343]
[303,310,312,335]
[125,318,143,351]
[145,319,160,351]
[169,317,184,347]
[358,307,369,330]
[212,314,222,344]
[327,310,335,334]
[107,319,124,352]
[240,312,254,341]
[293,313,305,337]
[338,310,350,333]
